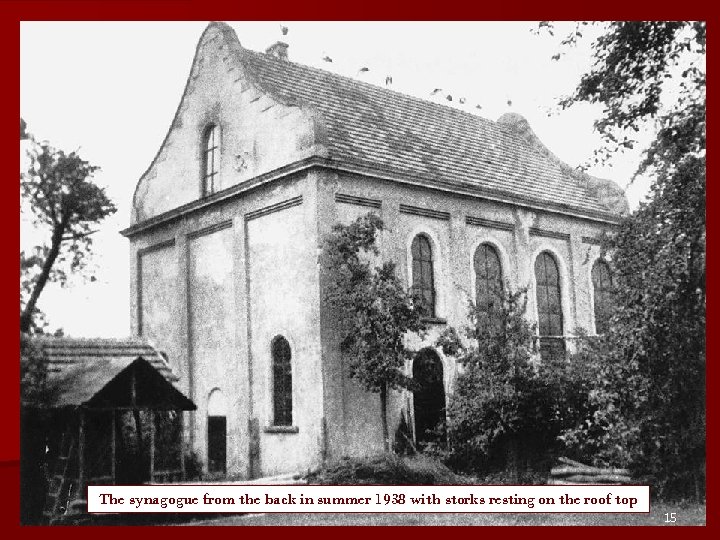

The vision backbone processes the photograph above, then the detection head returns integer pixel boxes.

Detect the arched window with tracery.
[272,336,292,426]
[534,251,565,362]
[411,234,436,318]
[474,243,504,329]
[201,124,219,196]
[592,260,613,335]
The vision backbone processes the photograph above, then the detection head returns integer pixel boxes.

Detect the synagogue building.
[121,22,628,479]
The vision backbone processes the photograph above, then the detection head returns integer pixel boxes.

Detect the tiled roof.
[27,337,188,409]
[239,44,624,219]
[36,336,175,378]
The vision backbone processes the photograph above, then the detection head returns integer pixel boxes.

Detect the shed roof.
[27,337,193,410]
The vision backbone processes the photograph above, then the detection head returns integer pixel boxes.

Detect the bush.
[560,331,705,501]
[437,290,593,477]
[557,333,640,467]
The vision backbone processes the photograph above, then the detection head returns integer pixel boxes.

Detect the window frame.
[591,259,613,335]
[473,242,504,328]
[271,335,293,427]
[201,124,220,197]
[411,234,437,318]
[533,250,566,362]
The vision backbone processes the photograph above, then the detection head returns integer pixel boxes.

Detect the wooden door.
[207,416,227,475]
[413,349,446,446]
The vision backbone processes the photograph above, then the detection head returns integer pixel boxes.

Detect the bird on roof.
[322,55,333,63]
[280,24,289,36]
[459,97,466,104]
[446,94,453,102]
[385,75,393,86]
[430,88,442,95]
[507,98,513,107]
[475,104,483,110]
[358,67,370,74]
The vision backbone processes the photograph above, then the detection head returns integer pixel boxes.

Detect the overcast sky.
[20,21,653,337]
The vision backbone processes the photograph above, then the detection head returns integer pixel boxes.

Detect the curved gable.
[131,22,324,224]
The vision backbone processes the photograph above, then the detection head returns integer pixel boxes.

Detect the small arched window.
[202,124,219,196]
[411,234,436,318]
[474,243,504,329]
[272,336,292,426]
[592,260,613,335]
[534,251,565,362]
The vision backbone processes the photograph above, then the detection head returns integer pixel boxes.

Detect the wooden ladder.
[43,431,78,524]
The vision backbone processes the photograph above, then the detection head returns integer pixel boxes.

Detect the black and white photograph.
[19,20,706,526]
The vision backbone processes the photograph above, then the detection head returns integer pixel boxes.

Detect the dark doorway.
[207,416,227,475]
[413,349,446,446]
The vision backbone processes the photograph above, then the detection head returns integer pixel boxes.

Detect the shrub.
[437,290,592,476]
[560,330,705,501]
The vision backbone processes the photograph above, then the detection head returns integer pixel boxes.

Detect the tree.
[20,248,55,335]
[20,123,117,521]
[324,214,426,451]
[547,21,706,499]
[20,136,116,333]
[553,22,705,163]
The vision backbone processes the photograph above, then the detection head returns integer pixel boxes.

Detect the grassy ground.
[73,501,705,526]
[73,456,706,526]
[187,502,705,526]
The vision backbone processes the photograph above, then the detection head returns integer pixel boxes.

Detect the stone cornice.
[122,156,622,239]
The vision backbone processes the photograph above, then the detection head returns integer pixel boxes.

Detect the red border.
[6,2,714,537]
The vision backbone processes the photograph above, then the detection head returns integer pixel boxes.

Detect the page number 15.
[664,512,677,523]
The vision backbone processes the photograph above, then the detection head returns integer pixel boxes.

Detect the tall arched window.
[202,124,219,196]
[592,260,613,335]
[534,251,565,362]
[474,243,504,329]
[411,234,436,318]
[272,336,292,426]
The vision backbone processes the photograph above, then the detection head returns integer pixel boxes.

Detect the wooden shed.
[22,337,196,523]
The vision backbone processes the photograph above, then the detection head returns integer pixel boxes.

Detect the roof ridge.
[240,47,503,131]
